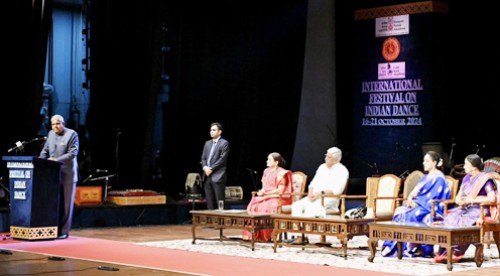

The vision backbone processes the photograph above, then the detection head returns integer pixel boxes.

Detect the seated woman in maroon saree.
[434,154,498,263]
[243,152,292,242]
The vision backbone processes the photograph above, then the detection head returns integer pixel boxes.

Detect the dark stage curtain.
[87,0,308,198]
[1,1,50,159]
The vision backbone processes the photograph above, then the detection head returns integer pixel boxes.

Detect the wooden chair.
[185,173,202,198]
[430,175,459,219]
[479,178,500,253]
[273,171,307,241]
[250,171,307,213]
[481,158,500,249]
[445,175,459,202]
[339,174,401,221]
[277,171,307,214]
[322,179,349,216]
[398,170,424,206]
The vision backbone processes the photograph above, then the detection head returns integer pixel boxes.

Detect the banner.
[352,1,449,177]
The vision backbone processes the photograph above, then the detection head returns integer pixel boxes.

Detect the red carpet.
[0,236,400,276]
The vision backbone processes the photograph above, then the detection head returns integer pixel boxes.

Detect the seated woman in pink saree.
[434,154,498,263]
[243,152,292,242]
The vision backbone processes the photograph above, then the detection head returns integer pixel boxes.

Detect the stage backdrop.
[351,1,450,178]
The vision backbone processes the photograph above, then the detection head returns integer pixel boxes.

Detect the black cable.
[0,257,47,263]
[0,266,97,276]
[134,207,147,224]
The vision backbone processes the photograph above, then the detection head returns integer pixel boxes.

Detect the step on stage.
[73,198,249,228]
[0,198,249,232]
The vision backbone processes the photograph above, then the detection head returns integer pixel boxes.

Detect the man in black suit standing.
[201,122,230,209]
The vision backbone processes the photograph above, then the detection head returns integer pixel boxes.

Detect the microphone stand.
[361,159,379,176]
[247,169,258,191]
[448,141,456,171]
[0,178,9,195]
[475,145,485,155]
[90,174,117,203]
[115,129,121,186]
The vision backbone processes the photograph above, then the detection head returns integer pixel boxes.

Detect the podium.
[2,156,61,240]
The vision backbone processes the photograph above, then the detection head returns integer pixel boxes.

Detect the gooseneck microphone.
[7,141,24,153]
[245,168,257,174]
[7,137,47,153]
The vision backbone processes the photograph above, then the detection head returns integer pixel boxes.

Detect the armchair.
[322,179,349,216]
[479,185,500,254]
[185,173,202,199]
[481,158,500,249]
[398,170,424,207]
[430,175,459,220]
[277,171,307,214]
[338,174,401,221]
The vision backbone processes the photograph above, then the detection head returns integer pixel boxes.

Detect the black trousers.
[203,177,225,210]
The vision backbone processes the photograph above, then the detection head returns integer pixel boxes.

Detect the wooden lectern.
[2,156,61,240]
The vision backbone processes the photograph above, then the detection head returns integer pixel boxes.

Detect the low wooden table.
[271,214,373,259]
[190,210,273,251]
[368,221,483,271]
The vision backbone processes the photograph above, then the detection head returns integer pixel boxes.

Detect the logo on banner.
[378,62,405,80]
[382,37,400,62]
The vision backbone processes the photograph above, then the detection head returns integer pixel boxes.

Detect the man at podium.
[39,114,79,239]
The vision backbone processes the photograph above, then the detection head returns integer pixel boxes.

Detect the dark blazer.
[200,137,230,183]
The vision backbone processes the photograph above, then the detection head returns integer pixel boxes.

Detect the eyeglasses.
[324,154,333,158]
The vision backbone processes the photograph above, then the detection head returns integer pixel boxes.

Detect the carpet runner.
[136,235,500,276]
[0,236,393,276]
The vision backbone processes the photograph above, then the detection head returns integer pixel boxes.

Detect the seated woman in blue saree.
[434,154,498,263]
[381,151,451,258]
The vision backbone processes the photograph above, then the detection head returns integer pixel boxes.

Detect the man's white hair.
[327,147,342,162]
[51,114,65,124]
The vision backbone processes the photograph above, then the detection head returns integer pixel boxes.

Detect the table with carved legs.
[368,221,483,271]
[271,214,373,259]
[190,210,273,251]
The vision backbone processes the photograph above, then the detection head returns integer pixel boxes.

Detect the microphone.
[474,144,485,154]
[96,169,109,173]
[7,141,24,153]
[7,136,48,153]
[245,168,257,174]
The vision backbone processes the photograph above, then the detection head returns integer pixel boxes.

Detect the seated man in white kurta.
[291,147,349,218]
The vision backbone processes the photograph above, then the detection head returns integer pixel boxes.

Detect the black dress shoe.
[57,234,68,239]
[285,238,298,244]
[291,237,308,245]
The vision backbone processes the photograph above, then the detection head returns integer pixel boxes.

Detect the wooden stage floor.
[1,224,499,276]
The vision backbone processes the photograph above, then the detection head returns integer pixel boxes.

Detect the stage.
[0,198,250,232]
[0,178,369,233]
